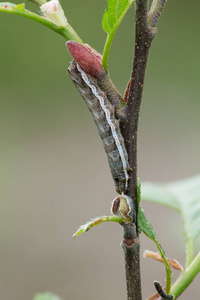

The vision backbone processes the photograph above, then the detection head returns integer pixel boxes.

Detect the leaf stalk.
[170,252,200,298]
[185,239,194,268]
[102,32,115,72]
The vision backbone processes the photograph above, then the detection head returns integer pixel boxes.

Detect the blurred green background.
[0,0,200,299]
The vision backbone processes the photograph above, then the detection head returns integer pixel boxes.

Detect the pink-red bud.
[66,41,104,79]
[85,44,102,63]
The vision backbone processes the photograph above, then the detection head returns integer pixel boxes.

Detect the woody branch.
[120,1,167,299]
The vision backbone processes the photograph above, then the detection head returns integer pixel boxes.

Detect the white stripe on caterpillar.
[77,64,129,189]
[68,60,129,194]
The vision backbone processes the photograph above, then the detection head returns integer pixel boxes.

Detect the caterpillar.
[68,60,129,194]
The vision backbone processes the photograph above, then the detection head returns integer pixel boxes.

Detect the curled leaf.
[73,215,124,237]
[144,250,184,272]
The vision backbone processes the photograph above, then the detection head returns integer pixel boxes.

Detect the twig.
[121,223,141,300]
[121,0,156,217]
[120,1,167,299]
[148,0,167,27]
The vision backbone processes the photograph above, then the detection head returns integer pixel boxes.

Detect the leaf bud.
[111,195,131,221]
[40,0,67,27]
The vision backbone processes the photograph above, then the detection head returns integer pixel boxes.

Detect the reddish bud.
[85,44,102,63]
[66,41,104,79]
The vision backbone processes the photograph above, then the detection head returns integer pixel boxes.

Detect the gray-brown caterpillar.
[68,60,129,194]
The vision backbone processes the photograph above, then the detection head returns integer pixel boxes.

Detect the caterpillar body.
[68,60,129,194]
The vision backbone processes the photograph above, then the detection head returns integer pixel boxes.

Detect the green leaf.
[138,178,172,293]
[142,175,200,242]
[138,179,156,245]
[33,292,62,300]
[73,215,124,237]
[138,179,163,242]
[138,205,172,293]
[102,0,134,34]
[141,183,180,211]
[14,3,24,10]
[102,0,134,70]
[138,206,156,240]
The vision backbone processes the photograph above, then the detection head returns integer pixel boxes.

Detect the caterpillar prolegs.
[68,60,130,194]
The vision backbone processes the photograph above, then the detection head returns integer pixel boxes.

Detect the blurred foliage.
[33,292,62,300]
[143,175,200,243]
[0,1,200,300]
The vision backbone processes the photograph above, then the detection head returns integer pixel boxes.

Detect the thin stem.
[185,239,194,268]
[170,252,200,299]
[155,241,172,293]
[148,0,167,27]
[30,0,47,6]
[102,32,115,72]
[0,5,83,43]
[61,23,83,43]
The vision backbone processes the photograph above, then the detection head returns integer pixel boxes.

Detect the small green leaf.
[142,175,200,242]
[73,215,124,237]
[138,206,156,240]
[33,292,62,300]
[138,205,172,293]
[102,0,134,70]
[14,3,25,10]
[138,179,156,240]
[138,178,172,293]
[102,0,134,34]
